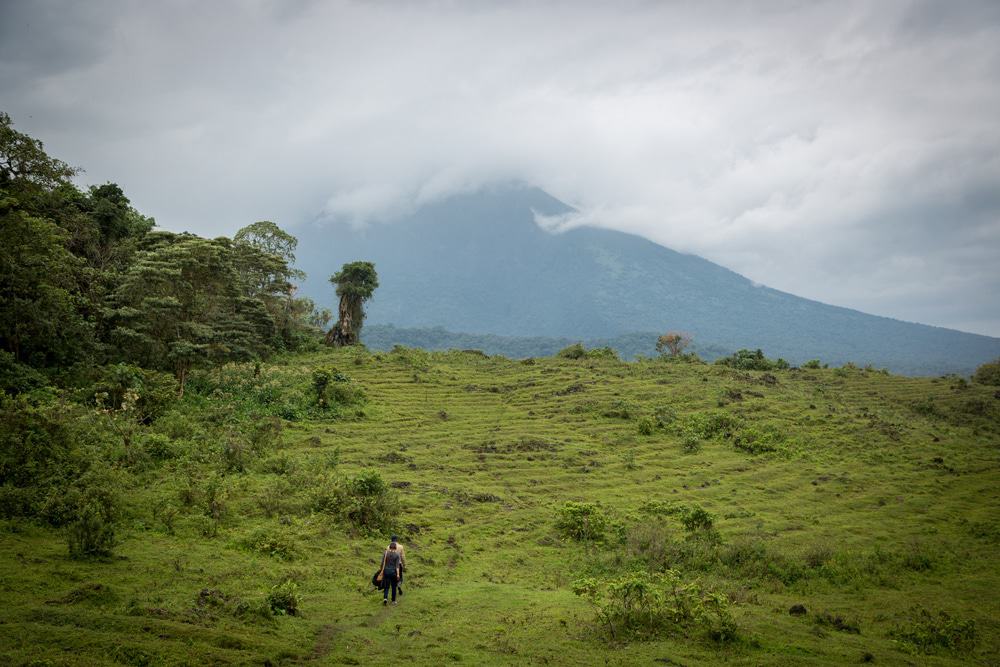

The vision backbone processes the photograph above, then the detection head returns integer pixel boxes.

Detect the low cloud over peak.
[2,0,998,335]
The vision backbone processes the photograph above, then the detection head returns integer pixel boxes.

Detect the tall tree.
[326,262,378,346]
[0,112,94,366]
[110,233,275,394]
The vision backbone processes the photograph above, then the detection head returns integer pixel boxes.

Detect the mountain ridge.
[292,184,1000,376]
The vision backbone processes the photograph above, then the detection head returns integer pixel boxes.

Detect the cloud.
[2,0,999,335]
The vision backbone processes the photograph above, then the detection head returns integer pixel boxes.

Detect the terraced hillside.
[2,348,999,665]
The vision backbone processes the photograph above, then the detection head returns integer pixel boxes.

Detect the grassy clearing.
[2,347,999,665]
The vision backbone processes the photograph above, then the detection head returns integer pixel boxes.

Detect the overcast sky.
[3,0,999,336]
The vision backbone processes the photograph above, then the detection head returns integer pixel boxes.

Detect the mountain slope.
[293,185,1000,375]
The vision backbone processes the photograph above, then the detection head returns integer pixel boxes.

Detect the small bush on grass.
[556,501,609,542]
[586,346,619,360]
[653,405,677,427]
[315,470,400,534]
[732,425,785,454]
[65,466,125,559]
[715,349,789,371]
[636,417,654,435]
[802,359,822,369]
[242,528,299,560]
[266,580,300,616]
[890,607,977,654]
[972,358,1000,386]
[573,570,737,643]
[681,505,714,532]
[557,343,586,360]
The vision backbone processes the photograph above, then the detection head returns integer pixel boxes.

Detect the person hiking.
[379,541,403,605]
[386,534,406,595]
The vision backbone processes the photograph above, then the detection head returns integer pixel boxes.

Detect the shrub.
[972,358,1000,386]
[556,501,608,542]
[243,528,299,560]
[573,570,736,643]
[681,505,714,532]
[0,394,79,520]
[637,417,654,436]
[65,467,124,559]
[557,343,587,360]
[141,432,176,461]
[334,470,400,534]
[715,349,789,371]
[732,425,785,454]
[0,350,47,394]
[266,580,300,616]
[890,607,977,654]
[586,346,619,360]
[653,406,677,427]
[802,359,822,369]
[86,364,176,423]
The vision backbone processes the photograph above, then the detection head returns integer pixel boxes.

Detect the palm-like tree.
[325,261,379,346]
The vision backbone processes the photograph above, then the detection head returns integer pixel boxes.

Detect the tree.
[110,233,276,394]
[0,111,77,195]
[656,331,692,357]
[326,261,378,346]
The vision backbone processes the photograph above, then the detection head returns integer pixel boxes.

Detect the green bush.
[586,346,619,360]
[318,470,400,534]
[890,607,977,654]
[802,359,822,369]
[732,425,785,454]
[0,393,92,522]
[243,528,299,560]
[681,505,714,532]
[86,363,176,423]
[0,350,47,395]
[573,570,736,642]
[266,580,300,615]
[65,467,124,559]
[636,417,654,435]
[972,358,1000,386]
[653,406,677,427]
[556,501,609,541]
[715,349,789,371]
[557,343,587,360]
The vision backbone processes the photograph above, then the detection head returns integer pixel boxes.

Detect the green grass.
[2,348,999,665]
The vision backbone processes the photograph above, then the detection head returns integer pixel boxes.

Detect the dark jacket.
[382,549,402,577]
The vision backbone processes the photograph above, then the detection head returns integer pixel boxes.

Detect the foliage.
[732,424,785,454]
[316,470,400,534]
[327,261,379,346]
[656,331,692,357]
[680,505,715,532]
[65,465,124,559]
[242,528,299,561]
[556,501,608,541]
[573,570,736,642]
[715,348,790,371]
[557,343,586,360]
[312,367,361,409]
[266,580,300,616]
[972,358,1000,386]
[890,607,977,654]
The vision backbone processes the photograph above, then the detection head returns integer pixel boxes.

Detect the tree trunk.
[325,295,356,346]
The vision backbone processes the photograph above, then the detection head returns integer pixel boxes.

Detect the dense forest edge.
[3,112,1000,665]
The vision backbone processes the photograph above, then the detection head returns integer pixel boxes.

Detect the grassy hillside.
[2,347,999,666]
